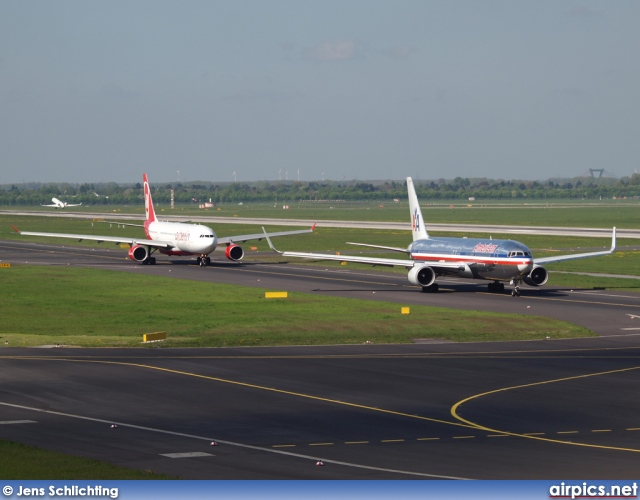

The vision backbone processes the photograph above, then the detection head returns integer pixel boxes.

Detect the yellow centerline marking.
[8,357,470,430]
[6,355,640,452]
[451,365,640,453]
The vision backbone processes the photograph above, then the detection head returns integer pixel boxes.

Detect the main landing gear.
[421,283,439,293]
[143,257,156,265]
[487,281,520,296]
[197,256,211,267]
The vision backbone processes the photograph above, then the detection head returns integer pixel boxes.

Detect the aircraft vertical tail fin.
[143,173,157,223]
[407,177,429,241]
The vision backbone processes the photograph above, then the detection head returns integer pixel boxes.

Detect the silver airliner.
[266,177,616,296]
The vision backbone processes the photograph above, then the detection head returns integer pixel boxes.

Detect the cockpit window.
[509,250,531,258]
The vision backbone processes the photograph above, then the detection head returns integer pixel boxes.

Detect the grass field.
[0,266,594,347]
[0,440,173,479]
[5,197,640,227]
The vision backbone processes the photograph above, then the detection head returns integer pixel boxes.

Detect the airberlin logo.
[412,209,421,232]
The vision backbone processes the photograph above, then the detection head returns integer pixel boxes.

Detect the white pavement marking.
[160,452,214,458]
[0,401,469,480]
[0,420,37,425]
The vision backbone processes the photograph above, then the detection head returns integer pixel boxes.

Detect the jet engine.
[225,244,244,261]
[128,244,149,263]
[523,265,548,287]
[408,265,436,287]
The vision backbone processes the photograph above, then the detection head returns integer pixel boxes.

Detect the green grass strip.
[0,265,592,347]
[0,439,172,479]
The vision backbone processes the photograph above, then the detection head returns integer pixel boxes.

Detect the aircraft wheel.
[150,257,156,265]
[421,283,439,293]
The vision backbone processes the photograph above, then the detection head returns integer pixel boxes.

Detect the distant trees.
[0,176,638,206]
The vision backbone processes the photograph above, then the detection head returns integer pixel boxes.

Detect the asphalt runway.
[2,240,640,478]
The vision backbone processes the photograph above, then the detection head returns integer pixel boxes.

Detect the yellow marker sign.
[0,263,10,268]
[265,292,288,299]
[143,332,167,342]
[401,307,410,315]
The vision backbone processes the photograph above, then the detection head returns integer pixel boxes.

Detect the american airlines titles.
[472,242,498,254]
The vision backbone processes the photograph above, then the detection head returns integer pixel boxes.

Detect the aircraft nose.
[518,260,533,274]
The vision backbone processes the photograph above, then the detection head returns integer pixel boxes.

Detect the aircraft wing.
[263,228,466,270]
[217,224,315,245]
[12,227,172,249]
[275,249,414,267]
[533,227,616,265]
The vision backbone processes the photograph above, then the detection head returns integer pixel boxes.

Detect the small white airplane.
[15,173,314,267]
[266,177,616,296]
[41,197,82,208]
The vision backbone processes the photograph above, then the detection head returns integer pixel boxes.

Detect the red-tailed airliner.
[266,177,616,296]
[14,173,314,267]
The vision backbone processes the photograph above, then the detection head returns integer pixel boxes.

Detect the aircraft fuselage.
[410,237,533,281]
[145,220,218,256]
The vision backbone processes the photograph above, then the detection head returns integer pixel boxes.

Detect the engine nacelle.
[523,265,549,287]
[408,265,436,287]
[128,244,149,262]
[225,244,244,261]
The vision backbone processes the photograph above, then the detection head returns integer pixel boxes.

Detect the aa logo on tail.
[412,209,421,232]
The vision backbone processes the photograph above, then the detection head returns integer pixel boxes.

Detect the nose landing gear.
[197,256,212,267]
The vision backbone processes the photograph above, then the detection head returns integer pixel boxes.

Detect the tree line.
[2,175,640,206]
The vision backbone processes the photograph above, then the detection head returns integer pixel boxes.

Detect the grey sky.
[1,1,639,184]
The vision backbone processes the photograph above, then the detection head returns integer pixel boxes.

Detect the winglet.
[611,227,616,252]
[262,227,283,254]
[10,224,20,234]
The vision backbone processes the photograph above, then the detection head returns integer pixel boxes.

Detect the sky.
[1,0,639,184]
